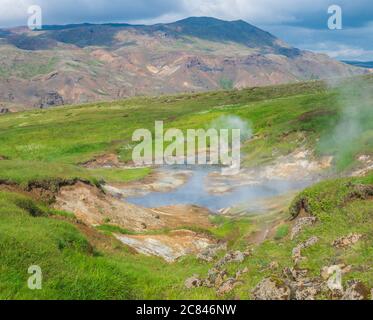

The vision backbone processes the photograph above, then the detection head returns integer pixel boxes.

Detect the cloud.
[0,0,182,27]
[265,22,373,60]
[1,0,372,27]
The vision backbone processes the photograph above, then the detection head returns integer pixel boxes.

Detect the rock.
[283,267,324,300]
[244,248,253,257]
[269,261,279,270]
[348,184,373,200]
[291,217,317,240]
[252,278,291,300]
[185,275,202,289]
[283,267,309,282]
[215,250,246,268]
[197,244,226,262]
[294,283,322,300]
[202,268,228,288]
[214,270,228,288]
[332,233,363,249]
[217,278,242,296]
[292,236,319,264]
[341,281,369,300]
[235,267,249,279]
[38,91,64,108]
[210,269,222,285]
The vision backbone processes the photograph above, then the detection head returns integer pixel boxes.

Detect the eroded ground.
[51,148,335,262]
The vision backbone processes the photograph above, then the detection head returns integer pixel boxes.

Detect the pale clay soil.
[52,149,373,262]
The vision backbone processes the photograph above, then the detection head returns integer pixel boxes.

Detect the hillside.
[0,75,372,300]
[0,17,368,110]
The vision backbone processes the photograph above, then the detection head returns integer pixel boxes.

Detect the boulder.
[332,233,363,249]
[197,243,226,262]
[252,278,291,300]
[341,281,369,300]
[292,236,319,264]
[185,275,202,289]
[215,250,247,268]
[283,267,324,300]
[38,91,64,108]
[294,283,322,300]
[217,278,242,296]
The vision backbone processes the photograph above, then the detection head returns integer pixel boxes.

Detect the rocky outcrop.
[185,267,246,296]
[341,281,370,300]
[186,250,250,295]
[217,278,243,296]
[283,267,325,300]
[347,184,373,200]
[214,250,251,269]
[332,233,363,249]
[38,91,64,108]
[291,217,317,240]
[197,243,227,262]
[252,278,291,300]
[292,236,319,265]
[290,197,312,219]
[185,275,202,289]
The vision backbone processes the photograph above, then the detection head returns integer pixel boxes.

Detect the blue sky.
[1,0,372,60]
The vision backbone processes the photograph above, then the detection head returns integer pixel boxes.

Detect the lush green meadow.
[0,75,372,299]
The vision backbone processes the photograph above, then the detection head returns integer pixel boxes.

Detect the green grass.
[274,224,289,240]
[0,51,59,79]
[0,75,371,185]
[286,173,373,287]
[0,75,372,300]
[0,159,150,186]
[0,191,225,300]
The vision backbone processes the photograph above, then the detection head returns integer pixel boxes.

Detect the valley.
[0,75,372,299]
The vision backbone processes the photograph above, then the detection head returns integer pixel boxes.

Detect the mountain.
[0,17,368,110]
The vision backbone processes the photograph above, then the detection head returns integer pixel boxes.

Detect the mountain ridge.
[0,17,368,110]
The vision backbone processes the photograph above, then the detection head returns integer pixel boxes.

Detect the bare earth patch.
[54,181,163,231]
[54,181,212,232]
[81,153,123,168]
[115,230,215,262]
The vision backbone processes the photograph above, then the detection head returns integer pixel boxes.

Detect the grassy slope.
[1,173,372,300]
[0,75,372,299]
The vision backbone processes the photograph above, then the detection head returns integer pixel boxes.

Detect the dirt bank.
[54,181,212,232]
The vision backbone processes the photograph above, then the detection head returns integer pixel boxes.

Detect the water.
[125,166,310,212]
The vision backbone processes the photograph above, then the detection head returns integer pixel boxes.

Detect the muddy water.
[125,166,311,213]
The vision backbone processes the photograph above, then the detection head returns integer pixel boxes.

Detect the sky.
[0,0,372,60]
